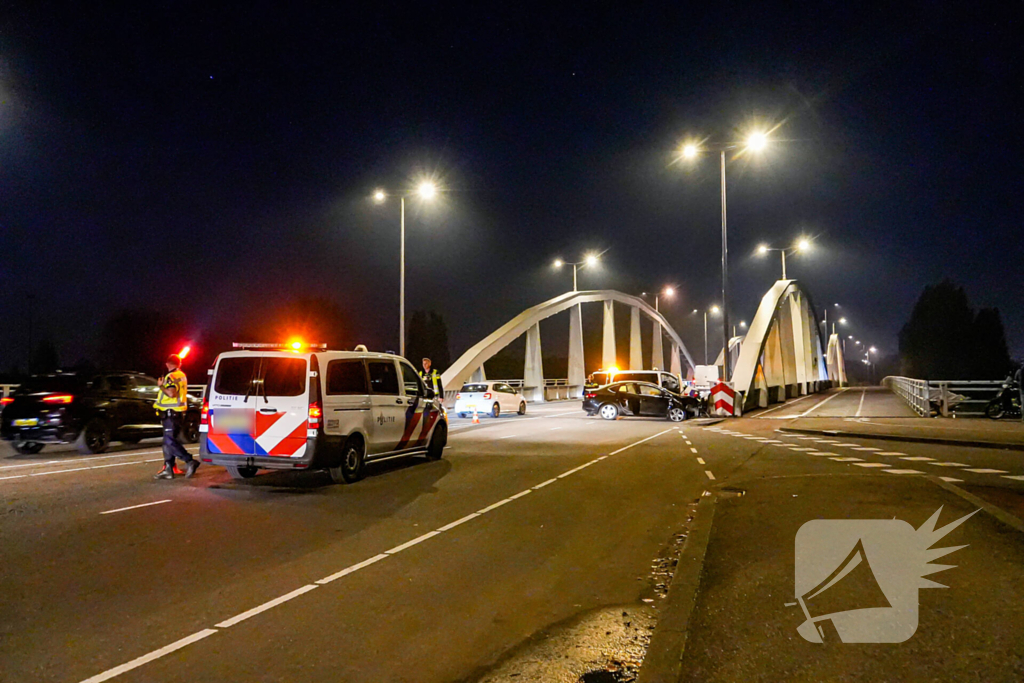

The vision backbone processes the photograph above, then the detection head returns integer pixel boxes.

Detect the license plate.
[14,418,38,427]
[211,411,251,432]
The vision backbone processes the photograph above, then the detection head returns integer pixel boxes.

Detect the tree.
[406,310,450,371]
[898,280,1013,379]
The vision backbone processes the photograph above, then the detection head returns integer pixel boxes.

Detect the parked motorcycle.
[985,381,1021,419]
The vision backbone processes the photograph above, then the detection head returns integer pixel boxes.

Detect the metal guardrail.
[883,376,1005,417]
[881,376,930,416]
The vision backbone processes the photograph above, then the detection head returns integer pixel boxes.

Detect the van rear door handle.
[395,398,403,405]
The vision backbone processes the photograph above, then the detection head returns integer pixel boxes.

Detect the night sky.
[1,2,1021,374]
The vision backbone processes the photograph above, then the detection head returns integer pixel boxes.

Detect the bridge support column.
[602,300,616,369]
[524,322,544,403]
[670,343,682,377]
[568,304,585,398]
[470,365,487,383]
[629,307,642,370]
[651,320,664,371]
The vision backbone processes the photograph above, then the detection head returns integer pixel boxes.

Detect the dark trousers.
[162,411,194,468]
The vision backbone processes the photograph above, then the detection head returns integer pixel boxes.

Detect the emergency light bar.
[232,342,328,350]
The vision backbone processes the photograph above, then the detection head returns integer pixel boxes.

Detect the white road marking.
[939,477,964,482]
[478,498,513,512]
[900,456,934,461]
[762,439,782,444]
[498,435,516,439]
[549,427,562,431]
[690,447,698,453]
[100,499,172,515]
[854,463,891,468]
[932,462,968,467]
[79,628,219,683]
[5,457,165,483]
[532,478,558,490]
[608,427,676,455]
[789,447,817,451]
[754,393,817,417]
[852,447,881,451]
[315,554,389,585]
[964,468,1008,474]
[876,452,906,456]
[0,474,27,481]
[215,585,319,628]
[705,470,715,480]
[1002,475,1024,481]
[508,489,532,500]
[814,440,840,444]
[855,389,867,417]
[0,447,197,471]
[809,452,838,456]
[697,457,706,465]
[831,457,863,462]
[885,469,923,474]
[801,388,848,417]
[436,513,480,532]
[386,531,441,554]
[832,443,862,447]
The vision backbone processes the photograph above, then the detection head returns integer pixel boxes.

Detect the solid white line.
[608,427,676,455]
[697,457,706,465]
[0,447,198,471]
[385,530,441,554]
[30,466,92,476]
[705,470,715,480]
[532,478,558,490]
[754,393,817,417]
[800,388,847,417]
[0,474,27,480]
[79,628,219,683]
[100,499,172,515]
[855,389,867,417]
[508,489,532,500]
[215,585,319,628]
[315,554,388,584]
[436,513,480,531]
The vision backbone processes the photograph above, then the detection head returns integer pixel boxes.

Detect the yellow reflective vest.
[154,369,188,412]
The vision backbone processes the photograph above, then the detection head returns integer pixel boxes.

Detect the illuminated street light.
[797,238,811,251]
[746,131,768,152]
[373,181,441,356]
[682,143,699,159]
[642,285,676,312]
[756,237,809,280]
[553,250,607,292]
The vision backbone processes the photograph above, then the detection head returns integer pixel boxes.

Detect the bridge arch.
[730,279,833,410]
[441,289,696,400]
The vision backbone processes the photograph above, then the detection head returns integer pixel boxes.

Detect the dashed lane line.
[76,429,673,683]
[100,499,172,515]
[697,458,706,465]
[885,469,924,475]
[705,470,716,480]
[964,468,1009,474]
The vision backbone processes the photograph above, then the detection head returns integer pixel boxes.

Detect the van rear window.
[261,357,307,397]
[460,384,488,393]
[215,358,258,396]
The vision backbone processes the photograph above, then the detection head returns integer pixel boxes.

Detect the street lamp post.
[698,305,720,366]
[374,182,437,357]
[641,285,675,312]
[553,250,605,292]
[756,238,811,280]
[681,131,769,380]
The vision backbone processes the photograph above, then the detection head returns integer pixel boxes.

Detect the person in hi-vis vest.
[420,358,444,399]
[153,354,199,479]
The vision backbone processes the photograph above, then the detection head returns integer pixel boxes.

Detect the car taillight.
[200,401,209,426]
[584,392,596,399]
[0,397,13,406]
[42,394,74,404]
[307,401,322,428]
[483,392,492,400]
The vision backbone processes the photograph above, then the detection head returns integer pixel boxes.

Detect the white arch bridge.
[441,279,847,413]
[441,290,695,402]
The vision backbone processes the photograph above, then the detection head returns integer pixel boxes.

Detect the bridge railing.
[882,376,1004,417]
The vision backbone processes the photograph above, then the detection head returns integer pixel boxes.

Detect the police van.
[199,343,447,483]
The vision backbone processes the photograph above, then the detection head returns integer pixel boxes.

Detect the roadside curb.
[637,492,717,683]
[777,426,1024,452]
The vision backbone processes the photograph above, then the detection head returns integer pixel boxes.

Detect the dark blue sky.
[1,2,1020,372]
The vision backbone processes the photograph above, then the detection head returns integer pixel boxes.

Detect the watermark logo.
[791,507,977,643]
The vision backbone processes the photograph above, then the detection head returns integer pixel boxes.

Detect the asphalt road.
[3,393,1023,682]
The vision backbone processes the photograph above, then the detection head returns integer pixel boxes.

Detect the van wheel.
[330,436,365,484]
[491,403,500,418]
[76,419,111,454]
[14,441,44,455]
[518,402,527,415]
[426,421,447,461]
[226,465,259,479]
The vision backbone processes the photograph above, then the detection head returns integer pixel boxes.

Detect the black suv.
[0,372,201,455]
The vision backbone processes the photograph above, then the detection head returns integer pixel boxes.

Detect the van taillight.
[483,392,492,400]
[308,401,322,428]
[42,394,74,404]
[200,401,209,426]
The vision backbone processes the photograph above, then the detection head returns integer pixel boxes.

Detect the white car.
[200,344,447,483]
[454,381,527,418]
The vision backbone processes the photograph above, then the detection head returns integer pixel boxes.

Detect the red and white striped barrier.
[711,382,736,416]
